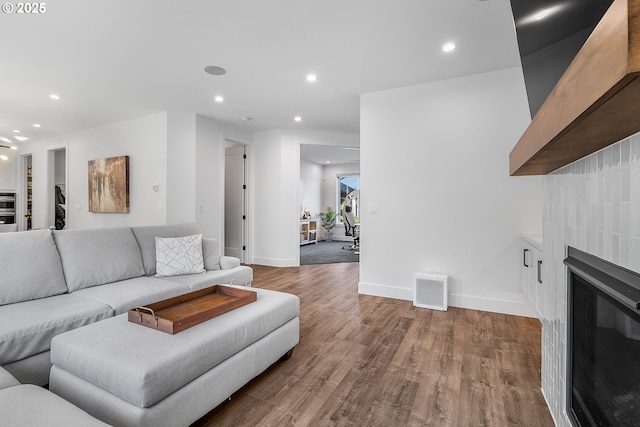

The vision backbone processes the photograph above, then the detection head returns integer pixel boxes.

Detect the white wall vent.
[413,272,448,311]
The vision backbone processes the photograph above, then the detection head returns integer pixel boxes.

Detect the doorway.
[299,144,360,265]
[47,147,66,230]
[22,154,32,230]
[224,141,247,263]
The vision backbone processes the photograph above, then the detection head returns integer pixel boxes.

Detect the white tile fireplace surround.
[542,133,640,426]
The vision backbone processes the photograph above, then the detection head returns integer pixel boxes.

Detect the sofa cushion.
[131,222,201,276]
[155,234,205,277]
[51,287,300,408]
[54,227,145,292]
[0,367,19,390]
[0,384,110,426]
[159,266,254,291]
[73,277,191,315]
[0,229,68,305]
[0,294,113,365]
[202,237,221,271]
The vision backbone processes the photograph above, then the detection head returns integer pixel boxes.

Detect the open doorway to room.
[299,145,360,265]
[224,140,247,263]
[22,154,32,230]
[47,147,67,230]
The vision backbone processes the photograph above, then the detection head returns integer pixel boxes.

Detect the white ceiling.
[0,0,522,145]
[300,144,360,165]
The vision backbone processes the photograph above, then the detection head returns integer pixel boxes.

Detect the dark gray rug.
[300,241,359,265]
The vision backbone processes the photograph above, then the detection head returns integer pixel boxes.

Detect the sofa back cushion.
[202,237,221,271]
[0,229,68,305]
[53,227,145,292]
[131,222,201,276]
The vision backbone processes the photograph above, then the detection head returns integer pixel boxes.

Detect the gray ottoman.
[49,287,299,427]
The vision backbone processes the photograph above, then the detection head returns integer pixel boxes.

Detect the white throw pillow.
[155,234,205,277]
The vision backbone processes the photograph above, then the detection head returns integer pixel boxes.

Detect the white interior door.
[224,144,246,262]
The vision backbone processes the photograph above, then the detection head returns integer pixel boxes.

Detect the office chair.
[342,205,359,252]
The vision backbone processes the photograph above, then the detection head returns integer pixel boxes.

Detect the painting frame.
[88,155,130,213]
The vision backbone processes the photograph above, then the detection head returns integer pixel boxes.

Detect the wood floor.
[193,263,555,427]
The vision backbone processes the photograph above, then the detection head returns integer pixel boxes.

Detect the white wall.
[166,112,196,225]
[300,159,322,218]
[360,67,543,316]
[0,148,18,191]
[251,129,300,266]
[20,113,168,230]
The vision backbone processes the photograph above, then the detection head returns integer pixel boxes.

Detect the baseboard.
[358,282,414,301]
[448,293,536,318]
[358,281,536,318]
[250,257,298,267]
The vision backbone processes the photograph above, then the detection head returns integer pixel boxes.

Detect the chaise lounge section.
[0,366,109,426]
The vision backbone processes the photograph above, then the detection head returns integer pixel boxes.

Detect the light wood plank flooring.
[193,263,554,427]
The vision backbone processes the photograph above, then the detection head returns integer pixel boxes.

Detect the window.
[337,174,359,223]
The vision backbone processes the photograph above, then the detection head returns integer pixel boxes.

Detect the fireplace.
[565,247,640,427]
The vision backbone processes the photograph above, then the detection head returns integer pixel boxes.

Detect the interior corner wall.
[359,67,543,316]
[0,148,18,191]
[300,159,323,217]
[194,115,232,242]
[166,112,197,225]
[251,129,300,267]
[20,112,168,230]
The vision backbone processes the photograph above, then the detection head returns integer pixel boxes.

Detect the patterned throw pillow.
[155,234,206,277]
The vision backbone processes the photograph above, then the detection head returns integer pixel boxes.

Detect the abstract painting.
[88,155,129,213]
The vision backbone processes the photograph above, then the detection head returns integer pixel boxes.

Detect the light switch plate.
[368,204,379,214]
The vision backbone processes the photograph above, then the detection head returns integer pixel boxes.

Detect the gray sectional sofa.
[0,222,253,386]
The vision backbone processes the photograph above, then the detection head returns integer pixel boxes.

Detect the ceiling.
[300,144,359,165]
[0,0,523,146]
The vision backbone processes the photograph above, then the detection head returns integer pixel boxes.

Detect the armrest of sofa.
[220,256,241,270]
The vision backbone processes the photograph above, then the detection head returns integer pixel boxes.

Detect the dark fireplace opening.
[565,248,640,427]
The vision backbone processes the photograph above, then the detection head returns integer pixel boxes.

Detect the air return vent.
[413,272,448,311]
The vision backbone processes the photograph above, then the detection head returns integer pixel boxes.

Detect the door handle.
[537,260,543,284]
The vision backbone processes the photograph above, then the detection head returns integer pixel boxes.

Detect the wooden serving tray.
[127,285,257,334]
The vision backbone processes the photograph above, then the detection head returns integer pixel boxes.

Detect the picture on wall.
[88,155,129,213]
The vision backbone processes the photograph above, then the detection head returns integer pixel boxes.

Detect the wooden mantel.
[509,0,640,176]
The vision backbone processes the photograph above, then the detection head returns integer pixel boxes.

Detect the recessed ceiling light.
[306,74,317,82]
[14,136,29,142]
[12,130,20,133]
[294,116,302,122]
[33,124,41,128]
[0,137,11,144]
[49,94,60,100]
[325,160,330,164]
[204,66,227,76]
[0,155,8,161]
[241,116,253,121]
[214,95,224,103]
[442,42,456,52]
